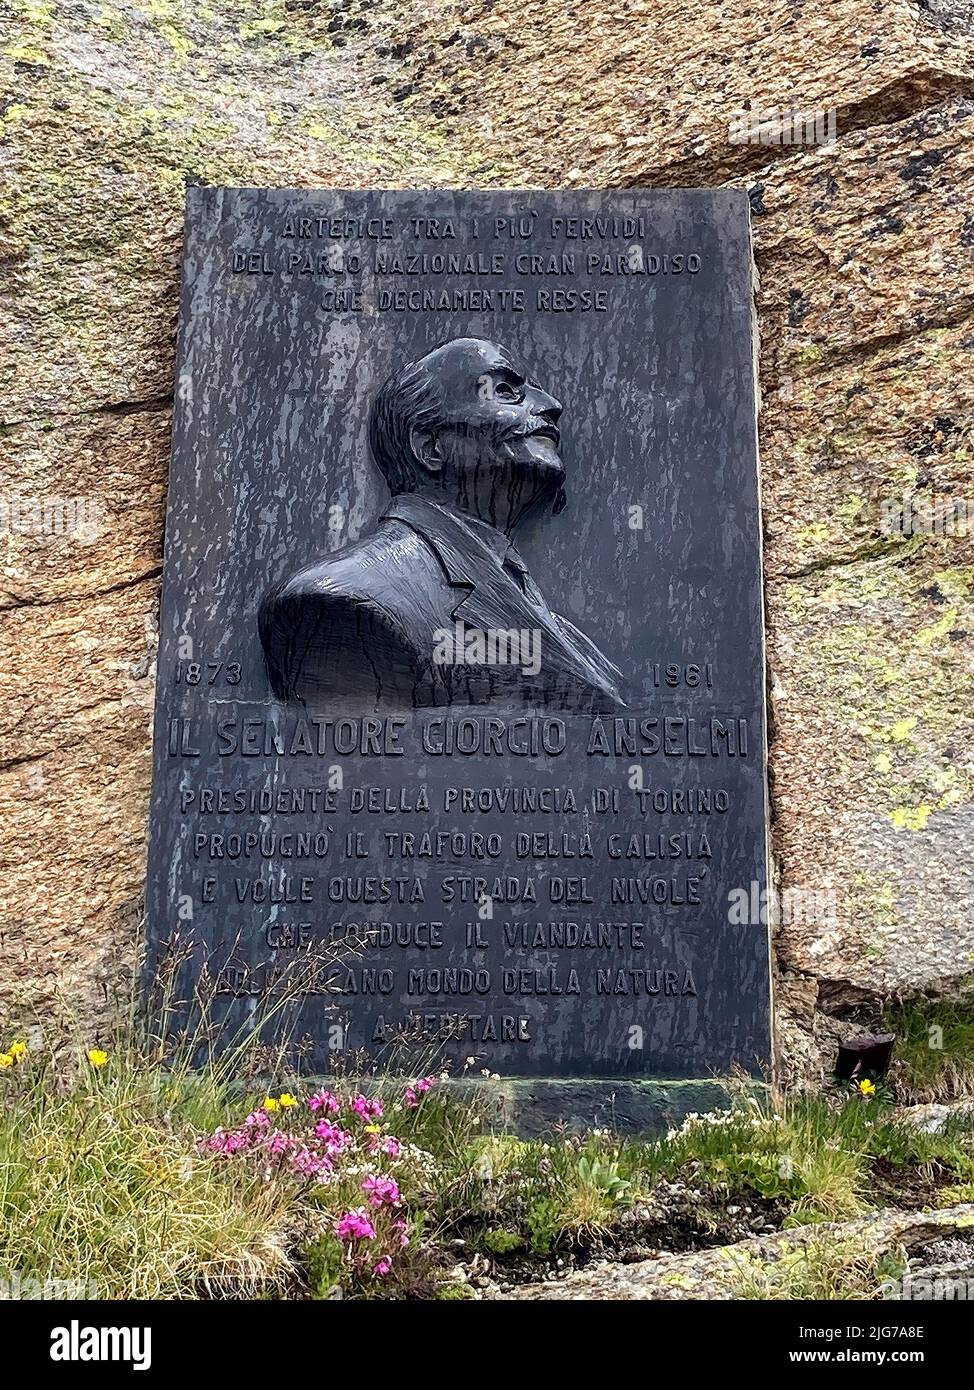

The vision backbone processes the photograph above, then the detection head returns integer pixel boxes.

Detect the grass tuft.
[730,1237,906,1301]
[885,991,974,1103]
[0,1063,297,1298]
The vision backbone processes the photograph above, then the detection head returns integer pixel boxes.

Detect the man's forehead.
[479,344,519,374]
[428,338,522,377]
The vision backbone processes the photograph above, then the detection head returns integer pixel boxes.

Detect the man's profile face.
[414,338,565,526]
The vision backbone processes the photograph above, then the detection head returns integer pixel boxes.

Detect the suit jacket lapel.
[382,495,623,704]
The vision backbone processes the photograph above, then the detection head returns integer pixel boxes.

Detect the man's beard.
[435,425,568,529]
[499,436,566,518]
[504,456,565,524]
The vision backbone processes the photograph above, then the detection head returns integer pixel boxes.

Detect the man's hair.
[368,351,445,495]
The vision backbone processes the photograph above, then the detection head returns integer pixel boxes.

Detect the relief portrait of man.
[258,337,626,712]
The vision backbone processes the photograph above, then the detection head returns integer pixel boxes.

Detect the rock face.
[504,1203,974,1300]
[2,0,973,1075]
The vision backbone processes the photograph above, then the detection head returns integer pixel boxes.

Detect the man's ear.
[409,426,444,475]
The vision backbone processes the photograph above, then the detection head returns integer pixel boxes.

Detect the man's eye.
[493,380,520,401]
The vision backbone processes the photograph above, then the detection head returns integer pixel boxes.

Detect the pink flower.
[314,1120,352,1154]
[382,1137,402,1159]
[290,1147,328,1178]
[266,1129,294,1156]
[374,1257,392,1276]
[336,1208,377,1241]
[351,1094,384,1120]
[404,1075,436,1107]
[243,1109,271,1128]
[309,1090,340,1114]
[395,1218,409,1248]
[202,1128,252,1156]
[362,1174,401,1207]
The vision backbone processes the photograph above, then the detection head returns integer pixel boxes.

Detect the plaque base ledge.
[437,1076,768,1137]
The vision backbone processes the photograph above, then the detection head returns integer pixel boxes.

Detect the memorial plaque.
[147,188,771,1081]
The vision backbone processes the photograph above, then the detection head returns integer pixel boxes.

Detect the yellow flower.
[363,1123,381,1134]
[858,1078,876,1096]
[8,1042,26,1059]
[0,1054,13,1070]
[263,1096,280,1112]
[279,1093,297,1109]
[87,1049,109,1068]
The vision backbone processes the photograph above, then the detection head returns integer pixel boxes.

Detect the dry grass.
[0,1063,303,1299]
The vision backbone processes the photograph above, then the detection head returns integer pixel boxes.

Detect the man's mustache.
[504,418,562,448]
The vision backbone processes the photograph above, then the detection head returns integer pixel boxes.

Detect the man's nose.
[528,385,562,422]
